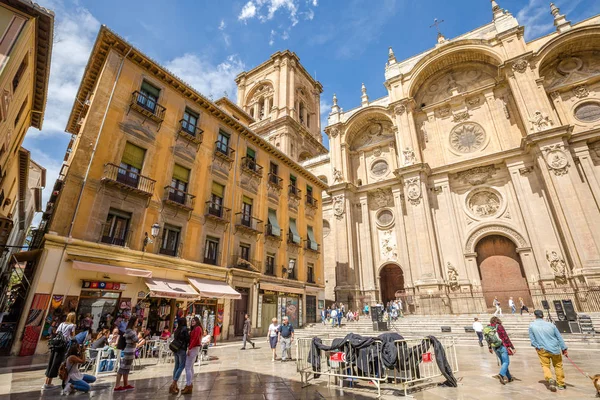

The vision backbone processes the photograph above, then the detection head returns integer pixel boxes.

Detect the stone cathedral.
[303,2,600,314]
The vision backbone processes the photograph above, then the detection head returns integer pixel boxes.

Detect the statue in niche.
[447,262,459,291]
[546,250,568,284]
[333,168,343,183]
[403,147,416,166]
[528,111,553,132]
[420,121,428,143]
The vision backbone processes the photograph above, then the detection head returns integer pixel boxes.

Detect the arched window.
[299,102,305,124]
[258,97,265,119]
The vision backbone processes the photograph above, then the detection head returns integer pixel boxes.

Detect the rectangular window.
[182,108,199,135]
[14,98,27,127]
[241,196,253,227]
[160,225,181,257]
[12,56,28,92]
[209,182,225,217]
[246,147,256,160]
[289,218,301,244]
[240,243,250,261]
[266,253,275,275]
[290,174,297,187]
[245,147,257,172]
[118,142,146,188]
[307,263,315,283]
[101,209,131,246]
[287,258,297,280]
[204,236,220,265]
[138,80,160,112]
[216,130,230,155]
[307,226,318,251]
[267,208,280,237]
[269,162,280,185]
[169,164,190,204]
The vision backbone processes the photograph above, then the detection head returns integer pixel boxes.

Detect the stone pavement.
[0,337,599,399]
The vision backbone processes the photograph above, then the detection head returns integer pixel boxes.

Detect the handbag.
[116,333,126,350]
[169,338,183,353]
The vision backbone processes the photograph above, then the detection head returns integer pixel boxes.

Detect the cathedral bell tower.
[235,50,327,162]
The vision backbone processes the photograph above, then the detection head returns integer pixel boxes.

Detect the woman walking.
[62,343,96,394]
[487,316,516,385]
[268,317,279,361]
[114,316,138,392]
[519,297,531,315]
[43,311,76,390]
[181,317,202,394]
[169,317,189,395]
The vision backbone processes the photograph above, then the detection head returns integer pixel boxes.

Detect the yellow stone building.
[0,0,52,254]
[13,26,325,355]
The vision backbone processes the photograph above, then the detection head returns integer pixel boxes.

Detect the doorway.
[234,288,249,336]
[379,264,404,304]
[475,235,532,311]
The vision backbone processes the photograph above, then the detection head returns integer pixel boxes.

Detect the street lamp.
[151,223,160,238]
[142,223,161,252]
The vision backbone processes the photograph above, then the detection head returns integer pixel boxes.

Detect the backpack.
[48,326,68,351]
[483,325,503,348]
[58,361,69,382]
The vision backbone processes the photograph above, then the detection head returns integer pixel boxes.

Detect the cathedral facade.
[304,3,600,314]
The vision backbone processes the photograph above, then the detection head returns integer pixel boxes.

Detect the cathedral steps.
[296,313,600,345]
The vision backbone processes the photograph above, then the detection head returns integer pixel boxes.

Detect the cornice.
[520,125,573,150]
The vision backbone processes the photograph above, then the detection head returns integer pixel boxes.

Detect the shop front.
[259,283,304,330]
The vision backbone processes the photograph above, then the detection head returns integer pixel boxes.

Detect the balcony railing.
[99,223,132,247]
[287,232,302,247]
[164,186,195,211]
[230,255,261,272]
[306,195,318,208]
[158,240,182,257]
[130,91,166,123]
[214,140,235,161]
[305,239,321,253]
[265,224,282,240]
[267,173,283,189]
[102,163,155,197]
[203,248,221,266]
[234,212,263,234]
[178,119,203,144]
[288,185,302,199]
[204,201,231,223]
[241,157,263,176]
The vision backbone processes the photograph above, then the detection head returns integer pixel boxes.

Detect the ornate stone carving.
[465,225,528,253]
[403,147,416,166]
[546,250,568,284]
[467,189,501,218]
[455,165,497,185]
[333,195,345,220]
[449,122,486,153]
[405,177,421,206]
[333,168,343,183]
[380,230,398,260]
[452,111,470,123]
[373,147,382,157]
[416,67,495,105]
[447,262,459,291]
[512,58,529,74]
[502,97,510,119]
[394,105,406,115]
[351,121,394,150]
[438,107,451,118]
[573,85,589,98]
[420,121,429,143]
[542,53,600,90]
[329,127,339,138]
[528,111,553,132]
[467,97,480,107]
[369,188,393,209]
[550,91,561,100]
[541,144,570,176]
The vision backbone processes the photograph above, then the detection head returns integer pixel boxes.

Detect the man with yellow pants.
[529,309,568,392]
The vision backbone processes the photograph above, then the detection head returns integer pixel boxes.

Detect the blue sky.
[23,0,600,221]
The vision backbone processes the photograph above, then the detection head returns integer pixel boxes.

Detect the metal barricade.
[296,336,458,398]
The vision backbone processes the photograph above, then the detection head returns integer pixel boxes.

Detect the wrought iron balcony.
[204,201,231,223]
[99,223,132,247]
[305,239,321,254]
[288,185,302,199]
[234,212,263,235]
[306,195,318,208]
[130,91,166,123]
[102,163,155,197]
[267,173,283,189]
[163,186,195,211]
[230,255,261,272]
[178,119,203,145]
[241,157,263,177]
[265,224,282,240]
[214,140,235,161]
[287,232,302,247]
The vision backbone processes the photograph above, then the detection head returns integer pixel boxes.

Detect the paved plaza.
[0,336,599,399]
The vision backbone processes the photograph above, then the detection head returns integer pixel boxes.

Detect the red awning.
[145,278,200,299]
[72,261,152,278]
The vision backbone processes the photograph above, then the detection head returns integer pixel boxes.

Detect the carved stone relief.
[528,111,553,132]
[333,195,345,220]
[541,52,600,91]
[447,262,459,291]
[467,97,481,107]
[405,177,421,206]
[449,122,486,154]
[438,107,451,118]
[379,229,398,261]
[333,168,343,183]
[403,147,416,166]
[394,105,406,115]
[369,188,393,209]
[466,188,502,219]
[512,59,529,74]
[452,111,470,123]
[573,85,589,98]
[502,97,510,119]
[415,65,496,105]
[546,250,568,284]
[454,165,497,186]
[420,121,429,143]
[329,127,339,138]
[541,144,570,176]
[350,121,394,150]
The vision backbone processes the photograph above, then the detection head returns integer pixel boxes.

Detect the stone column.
[358,195,375,295]
[572,142,600,209]
[395,100,422,163]
[289,60,296,119]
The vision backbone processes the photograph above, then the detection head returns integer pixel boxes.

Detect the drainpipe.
[12,47,133,355]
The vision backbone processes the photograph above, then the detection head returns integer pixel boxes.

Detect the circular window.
[574,102,600,123]
[371,160,389,177]
[323,220,331,237]
[375,209,395,228]
[449,122,486,154]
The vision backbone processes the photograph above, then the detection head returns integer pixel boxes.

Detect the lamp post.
[142,223,161,252]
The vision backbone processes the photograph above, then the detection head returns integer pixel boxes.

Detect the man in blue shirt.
[277,317,294,362]
[529,310,568,392]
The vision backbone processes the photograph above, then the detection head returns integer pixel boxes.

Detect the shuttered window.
[307,226,318,250]
[141,81,160,98]
[211,182,224,197]
[268,209,281,237]
[172,164,190,183]
[246,147,256,160]
[289,218,301,243]
[121,142,146,170]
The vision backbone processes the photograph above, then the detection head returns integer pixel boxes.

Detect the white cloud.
[281,30,290,40]
[219,19,226,30]
[304,9,315,21]
[516,0,582,40]
[269,30,276,46]
[165,54,245,100]
[239,1,258,21]
[311,0,318,6]
[238,0,316,32]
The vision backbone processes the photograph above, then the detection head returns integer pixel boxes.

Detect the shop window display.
[76,291,120,332]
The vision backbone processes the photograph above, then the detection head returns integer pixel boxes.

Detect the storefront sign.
[422,352,433,363]
[330,352,346,362]
[82,281,126,291]
[137,291,147,298]
[257,294,263,328]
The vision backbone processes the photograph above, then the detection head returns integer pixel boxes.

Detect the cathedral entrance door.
[379,264,404,304]
[476,235,532,311]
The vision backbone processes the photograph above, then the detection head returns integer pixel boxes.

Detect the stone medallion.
[465,187,503,219]
[449,122,486,154]
[541,144,570,176]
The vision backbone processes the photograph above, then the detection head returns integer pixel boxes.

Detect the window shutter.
[289,219,300,243]
[246,148,256,159]
[242,196,253,205]
[121,142,146,170]
[141,81,160,98]
[172,164,190,183]
[307,226,318,250]
[268,209,281,236]
[211,182,224,197]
